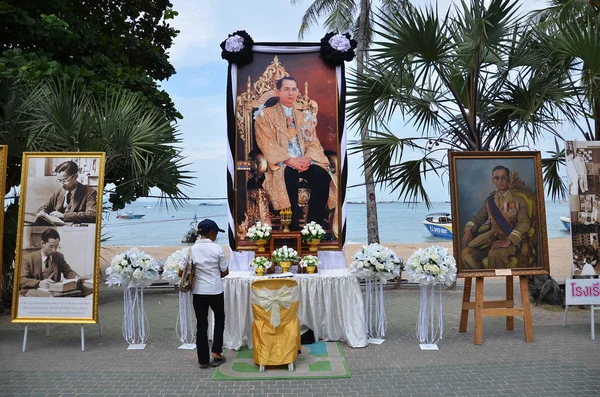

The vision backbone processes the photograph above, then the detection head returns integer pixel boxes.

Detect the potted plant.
[299,255,321,274]
[246,221,272,252]
[301,221,326,252]
[271,245,299,273]
[249,256,272,276]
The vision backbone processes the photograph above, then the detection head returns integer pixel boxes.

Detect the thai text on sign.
[565,279,600,305]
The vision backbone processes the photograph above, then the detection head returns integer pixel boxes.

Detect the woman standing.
[189,219,229,368]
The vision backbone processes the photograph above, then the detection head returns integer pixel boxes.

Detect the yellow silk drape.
[251,279,301,366]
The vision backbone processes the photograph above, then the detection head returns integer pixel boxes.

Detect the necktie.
[44,257,49,269]
[66,191,71,206]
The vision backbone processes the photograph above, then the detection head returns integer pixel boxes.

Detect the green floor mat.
[212,341,351,380]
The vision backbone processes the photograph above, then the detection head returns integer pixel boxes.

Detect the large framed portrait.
[449,151,549,277]
[0,145,7,295]
[12,152,105,323]
[565,140,600,277]
[226,44,346,250]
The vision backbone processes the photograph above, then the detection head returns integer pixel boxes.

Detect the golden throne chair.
[250,278,301,372]
[235,56,337,240]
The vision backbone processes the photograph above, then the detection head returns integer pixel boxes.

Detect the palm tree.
[292,0,413,243]
[346,0,572,206]
[0,78,193,209]
[0,78,193,309]
[531,0,600,140]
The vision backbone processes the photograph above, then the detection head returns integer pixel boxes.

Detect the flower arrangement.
[272,245,299,263]
[299,255,320,268]
[300,221,325,242]
[319,32,357,66]
[162,248,187,281]
[246,221,272,241]
[105,248,160,288]
[405,245,457,287]
[249,256,272,270]
[349,243,403,283]
[220,30,254,66]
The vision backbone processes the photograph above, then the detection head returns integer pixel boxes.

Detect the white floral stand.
[365,278,387,343]
[123,286,149,349]
[404,245,457,351]
[417,284,443,350]
[349,243,403,345]
[176,290,197,349]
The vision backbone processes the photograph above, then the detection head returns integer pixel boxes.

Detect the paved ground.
[0,278,598,397]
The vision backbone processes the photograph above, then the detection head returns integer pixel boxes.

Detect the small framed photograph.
[449,151,549,277]
[12,153,105,323]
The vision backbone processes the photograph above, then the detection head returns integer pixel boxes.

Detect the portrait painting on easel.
[449,151,550,277]
[229,47,344,251]
[12,153,105,323]
[565,140,600,277]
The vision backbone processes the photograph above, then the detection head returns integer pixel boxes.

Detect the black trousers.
[284,164,330,230]
[192,292,225,365]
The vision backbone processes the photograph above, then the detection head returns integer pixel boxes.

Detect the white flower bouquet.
[349,243,403,283]
[246,221,272,241]
[299,255,320,268]
[272,245,299,263]
[162,248,187,281]
[405,245,457,287]
[300,221,325,242]
[105,248,160,288]
[249,256,272,270]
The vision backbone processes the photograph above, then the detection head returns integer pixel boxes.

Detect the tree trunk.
[357,0,380,244]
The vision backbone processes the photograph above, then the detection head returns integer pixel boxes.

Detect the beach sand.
[100,237,574,280]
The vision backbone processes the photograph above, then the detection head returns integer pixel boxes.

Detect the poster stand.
[22,319,103,352]
[459,275,534,344]
[563,277,600,340]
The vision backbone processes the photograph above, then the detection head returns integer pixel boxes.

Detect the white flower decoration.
[224,35,244,52]
[329,34,351,52]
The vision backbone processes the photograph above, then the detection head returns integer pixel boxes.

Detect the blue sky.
[159,0,575,203]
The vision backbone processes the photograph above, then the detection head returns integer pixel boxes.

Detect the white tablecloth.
[222,269,368,349]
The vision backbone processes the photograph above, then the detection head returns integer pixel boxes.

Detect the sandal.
[210,355,227,367]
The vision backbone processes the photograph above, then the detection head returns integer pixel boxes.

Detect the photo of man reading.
[19,228,84,296]
[254,76,333,231]
[37,160,97,224]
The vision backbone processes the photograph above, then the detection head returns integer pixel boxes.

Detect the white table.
[222,269,368,349]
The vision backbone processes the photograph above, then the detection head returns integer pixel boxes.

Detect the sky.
[159,0,573,203]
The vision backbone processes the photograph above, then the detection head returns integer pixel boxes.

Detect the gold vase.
[280,219,291,233]
[307,265,316,274]
[255,239,268,252]
[255,267,265,276]
[279,261,292,273]
[308,239,321,252]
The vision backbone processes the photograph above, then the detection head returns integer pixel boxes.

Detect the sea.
[102,199,570,247]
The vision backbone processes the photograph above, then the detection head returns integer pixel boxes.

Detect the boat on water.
[559,216,571,232]
[117,212,145,220]
[423,213,453,238]
[198,202,222,206]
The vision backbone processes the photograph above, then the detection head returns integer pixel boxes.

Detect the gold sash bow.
[250,285,299,328]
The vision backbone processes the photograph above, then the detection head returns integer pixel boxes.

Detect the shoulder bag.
[179,249,195,292]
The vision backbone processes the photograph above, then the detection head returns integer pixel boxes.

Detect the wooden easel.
[459,275,534,344]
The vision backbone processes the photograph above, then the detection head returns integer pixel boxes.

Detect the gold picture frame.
[0,145,7,295]
[449,151,549,277]
[12,152,105,323]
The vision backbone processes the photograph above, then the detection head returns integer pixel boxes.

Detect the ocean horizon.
[102,199,571,247]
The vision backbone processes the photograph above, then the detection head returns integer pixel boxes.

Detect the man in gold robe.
[462,166,532,269]
[254,76,335,231]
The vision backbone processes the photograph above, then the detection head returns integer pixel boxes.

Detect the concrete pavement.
[1,278,598,397]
